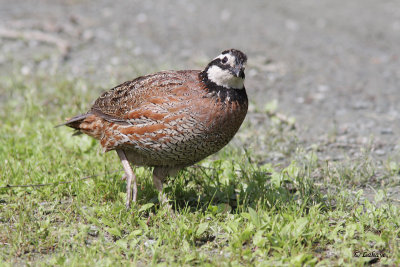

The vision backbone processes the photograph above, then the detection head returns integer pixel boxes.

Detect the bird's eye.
[221,56,228,64]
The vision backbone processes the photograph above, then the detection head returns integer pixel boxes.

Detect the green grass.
[1,72,400,266]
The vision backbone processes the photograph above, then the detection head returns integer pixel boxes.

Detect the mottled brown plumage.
[61,49,248,208]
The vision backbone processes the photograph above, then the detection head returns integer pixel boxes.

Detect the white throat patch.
[207,65,244,89]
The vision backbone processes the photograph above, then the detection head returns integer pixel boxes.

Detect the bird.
[60,48,248,208]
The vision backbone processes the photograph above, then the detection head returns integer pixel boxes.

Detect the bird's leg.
[116,149,137,208]
[152,167,169,205]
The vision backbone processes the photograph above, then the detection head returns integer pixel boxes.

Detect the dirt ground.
[1,0,400,196]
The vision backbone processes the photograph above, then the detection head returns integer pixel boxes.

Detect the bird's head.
[202,49,247,90]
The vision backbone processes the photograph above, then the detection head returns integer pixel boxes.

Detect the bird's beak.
[232,64,245,78]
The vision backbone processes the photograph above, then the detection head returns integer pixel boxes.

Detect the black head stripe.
[205,49,247,72]
[206,58,230,72]
[221,49,247,64]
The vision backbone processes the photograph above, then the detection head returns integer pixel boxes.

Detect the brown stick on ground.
[0,27,70,58]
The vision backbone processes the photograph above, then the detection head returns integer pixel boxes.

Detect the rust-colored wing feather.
[90,71,193,121]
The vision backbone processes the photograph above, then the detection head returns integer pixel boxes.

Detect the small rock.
[21,66,31,75]
[88,225,99,237]
[285,19,299,31]
[220,9,231,21]
[356,136,369,144]
[380,128,393,135]
[82,30,94,41]
[144,239,156,247]
[318,85,330,92]
[352,101,369,110]
[375,149,386,156]
[136,13,147,23]
[313,92,325,101]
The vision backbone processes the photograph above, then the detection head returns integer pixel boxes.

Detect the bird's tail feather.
[55,113,89,130]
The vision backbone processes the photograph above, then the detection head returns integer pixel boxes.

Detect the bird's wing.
[90,71,199,123]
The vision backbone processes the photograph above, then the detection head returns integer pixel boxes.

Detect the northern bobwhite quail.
[61,49,248,208]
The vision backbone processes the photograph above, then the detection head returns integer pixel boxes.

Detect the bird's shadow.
[118,164,327,214]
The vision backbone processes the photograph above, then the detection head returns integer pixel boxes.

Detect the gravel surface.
[1,0,400,161]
